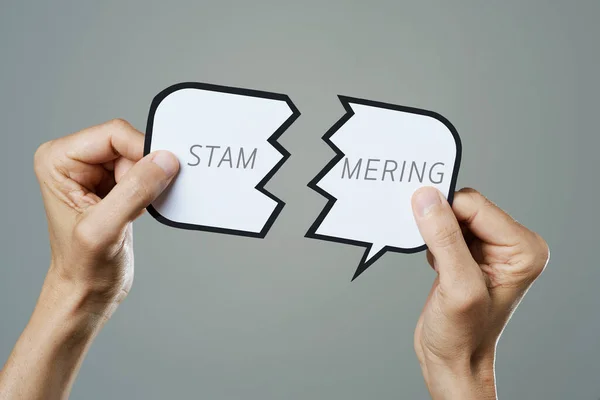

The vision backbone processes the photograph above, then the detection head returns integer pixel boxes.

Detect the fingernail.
[413,187,441,217]
[151,151,179,177]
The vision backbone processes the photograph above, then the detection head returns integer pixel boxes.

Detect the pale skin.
[0,119,549,399]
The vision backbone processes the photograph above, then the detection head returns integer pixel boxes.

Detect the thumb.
[82,151,179,243]
[411,187,483,290]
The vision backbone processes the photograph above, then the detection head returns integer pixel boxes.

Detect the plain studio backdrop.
[0,1,598,399]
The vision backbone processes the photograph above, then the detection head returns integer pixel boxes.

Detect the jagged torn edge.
[144,82,300,239]
[305,96,462,281]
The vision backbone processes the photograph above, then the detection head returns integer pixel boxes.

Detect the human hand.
[34,119,179,319]
[411,187,549,400]
[0,120,179,400]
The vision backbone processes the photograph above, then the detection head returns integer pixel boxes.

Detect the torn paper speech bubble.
[306,96,461,280]
[145,82,300,238]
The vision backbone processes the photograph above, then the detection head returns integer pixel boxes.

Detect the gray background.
[1,1,598,399]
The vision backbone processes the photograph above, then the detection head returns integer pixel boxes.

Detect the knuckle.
[474,191,494,210]
[73,220,106,253]
[530,233,550,278]
[458,187,480,196]
[481,196,497,211]
[105,118,132,131]
[126,175,153,205]
[460,187,491,209]
[33,141,53,176]
[514,232,549,282]
[449,286,489,315]
[458,187,484,203]
[433,224,462,249]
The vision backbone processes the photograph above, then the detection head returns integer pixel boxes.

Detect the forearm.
[0,270,106,400]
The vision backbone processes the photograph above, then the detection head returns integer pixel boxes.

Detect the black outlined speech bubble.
[145,82,300,238]
[306,96,461,280]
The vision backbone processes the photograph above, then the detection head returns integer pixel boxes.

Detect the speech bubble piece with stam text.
[145,82,300,237]
[306,96,461,280]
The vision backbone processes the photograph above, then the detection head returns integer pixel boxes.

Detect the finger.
[61,119,145,164]
[94,156,136,198]
[81,151,179,243]
[412,187,483,287]
[114,157,136,183]
[426,250,437,271]
[95,169,117,199]
[452,188,525,246]
[460,223,475,246]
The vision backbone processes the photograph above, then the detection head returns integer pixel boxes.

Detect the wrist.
[38,268,115,337]
[47,261,126,319]
[421,353,497,400]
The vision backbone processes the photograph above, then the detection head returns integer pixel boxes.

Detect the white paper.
[145,83,299,237]
[306,96,461,279]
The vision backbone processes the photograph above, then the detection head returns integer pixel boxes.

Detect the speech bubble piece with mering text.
[145,82,300,237]
[306,96,461,280]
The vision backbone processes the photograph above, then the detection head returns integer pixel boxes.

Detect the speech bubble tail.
[366,243,385,261]
[351,244,386,281]
[351,265,368,281]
